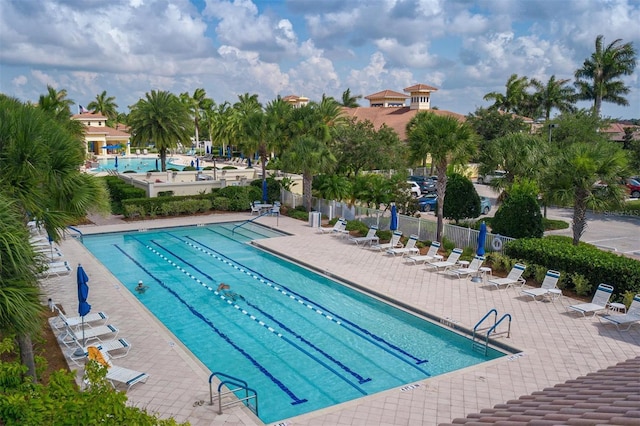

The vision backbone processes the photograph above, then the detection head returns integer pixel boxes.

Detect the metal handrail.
[67,226,84,242]
[232,211,269,234]
[208,372,258,416]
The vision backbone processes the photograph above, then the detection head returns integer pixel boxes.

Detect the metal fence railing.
[281,190,514,252]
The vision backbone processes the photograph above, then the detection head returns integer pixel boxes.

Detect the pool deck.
[42,213,640,426]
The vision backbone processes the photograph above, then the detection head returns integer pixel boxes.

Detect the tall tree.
[0,94,109,380]
[483,74,532,115]
[574,35,637,117]
[530,75,576,121]
[37,85,74,121]
[207,101,235,157]
[339,88,362,108]
[406,112,477,241]
[87,90,119,122]
[542,113,629,245]
[128,90,191,171]
[180,88,212,151]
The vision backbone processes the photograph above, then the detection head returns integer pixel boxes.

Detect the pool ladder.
[472,308,511,356]
[232,211,270,234]
[209,372,258,416]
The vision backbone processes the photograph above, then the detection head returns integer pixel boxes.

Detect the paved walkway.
[41,213,640,426]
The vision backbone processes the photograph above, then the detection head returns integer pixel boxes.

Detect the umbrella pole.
[72,318,86,357]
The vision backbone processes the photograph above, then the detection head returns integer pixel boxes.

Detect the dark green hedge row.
[504,235,640,297]
[103,176,146,214]
[121,185,262,218]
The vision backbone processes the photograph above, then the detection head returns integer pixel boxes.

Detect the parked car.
[419,195,491,215]
[409,175,437,194]
[406,181,421,197]
[479,196,491,215]
[477,170,506,184]
[417,194,437,212]
[625,178,640,198]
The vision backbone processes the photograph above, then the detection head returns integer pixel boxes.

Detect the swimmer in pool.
[217,282,244,301]
[135,280,149,294]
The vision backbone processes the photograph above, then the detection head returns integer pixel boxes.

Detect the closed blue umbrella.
[390,203,398,231]
[262,179,268,202]
[196,157,200,170]
[77,264,91,350]
[155,158,159,170]
[114,155,118,169]
[247,158,252,168]
[477,222,487,256]
[206,145,210,154]
[190,160,194,167]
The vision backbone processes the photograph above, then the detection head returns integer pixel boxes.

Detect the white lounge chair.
[599,294,640,331]
[331,220,350,238]
[51,305,109,331]
[369,231,403,251]
[487,263,527,290]
[87,346,148,391]
[39,264,72,278]
[250,202,261,215]
[387,234,420,257]
[318,218,346,234]
[522,270,561,301]
[349,226,379,247]
[424,248,462,271]
[405,241,442,265]
[59,324,119,349]
[568,283,614,318]
[447,255,485,279]
[69,338,131,365]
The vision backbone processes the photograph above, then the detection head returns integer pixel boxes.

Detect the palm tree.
[339,88,362,108]
[128,90,192,171]
[180,88,211,152]
[530,75,576,121]
[574,35,637,117]
[87,90,119,122]
[37,85,74,121]
[483,74,532,114]
[406,112,477,241]
[207,102,234,157]
[544,141,628,245]
[0,94,109,380]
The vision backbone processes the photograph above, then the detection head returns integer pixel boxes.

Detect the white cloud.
[12,75,27,86]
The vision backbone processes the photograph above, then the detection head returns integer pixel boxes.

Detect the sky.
[1,0,639,120]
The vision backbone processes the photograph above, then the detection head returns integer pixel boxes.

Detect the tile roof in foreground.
[441,355,640,425]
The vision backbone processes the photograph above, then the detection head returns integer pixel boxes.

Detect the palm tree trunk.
[160,148,167,172]
[17,334,37,383]
[572,190,589,245]
[303,172,312,212]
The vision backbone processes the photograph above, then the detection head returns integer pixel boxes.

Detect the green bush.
[492,193,544,238]
[250,177,281,203]
[182,166,196,171]
[287,210,309,221]
[345,220,369,236]
[217,185,261,211]
[542,218,569,230]
[504,235,640,297]
[102,176,146,214]
[443,173,480,222]
[376,230,392,242]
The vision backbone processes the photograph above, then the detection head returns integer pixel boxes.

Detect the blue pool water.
[82,223,504,423]
[92,157,181,172]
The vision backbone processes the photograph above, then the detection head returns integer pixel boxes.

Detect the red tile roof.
[72,111,108,120]
[441,356,640,425]
[84,126,130,137]
[364,89,409,100]
[342,107,465,140]
[404,83,439,93]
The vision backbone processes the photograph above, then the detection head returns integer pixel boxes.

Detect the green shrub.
[542,218,569,230]
[376,230,392,242]
[505,235,640,297]
[250,177,281,203]
[157,191,174,197]
[287,210,309,221]
[102,176,146,214]
[182,166,196,171]
[217,186,261,211]
[491,192,544,238]
[345,220,369,236]
[441,237,456,252]
[443,173,480,222]
[569,272,592,296]
[212,197,230,211]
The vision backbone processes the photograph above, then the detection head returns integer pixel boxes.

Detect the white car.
[406,181,421,197]
[477,170,506,184]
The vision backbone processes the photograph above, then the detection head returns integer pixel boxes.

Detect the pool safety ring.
[491,236,503,251]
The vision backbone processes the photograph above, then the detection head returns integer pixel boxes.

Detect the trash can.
[309,211,321,228]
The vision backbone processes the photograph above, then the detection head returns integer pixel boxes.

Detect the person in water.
[135,280,149,294]
[217,282,244,301]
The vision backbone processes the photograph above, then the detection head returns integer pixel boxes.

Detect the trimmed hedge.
[504,235,640,297]
[103,176,146,214]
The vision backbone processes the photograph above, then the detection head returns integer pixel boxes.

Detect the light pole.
[548,124,558,144]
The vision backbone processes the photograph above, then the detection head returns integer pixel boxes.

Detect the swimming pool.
[82,223,504,423]
[91,157,181,172]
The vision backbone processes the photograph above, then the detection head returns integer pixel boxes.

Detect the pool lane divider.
[113,243,308,406]
[138,238,370,394]
[184,234,430,374]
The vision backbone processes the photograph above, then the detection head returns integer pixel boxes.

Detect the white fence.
[280,190,514,252]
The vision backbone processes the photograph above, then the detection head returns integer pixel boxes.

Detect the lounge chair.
[349,226,379,247]
[86,346,148,391]
[387,234,420,257]
[487,263,527,290]
[318,218,346,234]
[568,283,614,318]
[250,202,261,215]
[69,338,132,365]
[51,305,109,331]
[331,219,350,238]
[59,323,119,349]
[369,230,403,251]
[424,248,462,271]
[599,294,640,331]
[39,264,72,278]
[405,241,442,265]
[446,255,485,279]
[522,270,561,300]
